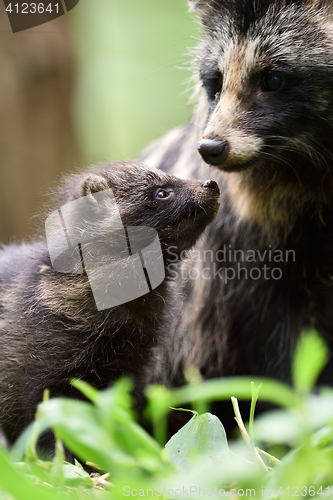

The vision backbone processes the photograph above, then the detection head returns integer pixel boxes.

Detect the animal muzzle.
[202,178,220,197]
[198,138,229,166]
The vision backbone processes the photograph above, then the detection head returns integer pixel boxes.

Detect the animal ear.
[80,174,109,199]
[188,0,215,13]
[308,0,333,13]
[322,0,333,12]
[188,0,203,9]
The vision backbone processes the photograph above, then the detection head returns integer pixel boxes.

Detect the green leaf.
[70,378,99,404]
[170,376,295,409]
[37,397,128,472]
[306,392,333,428]
[96,380,164,462]
[292,329,329,394]
[37,387,170,477]
[62,463,92,487]
[0,446,59,500]
[96,378,135,431]
[165,412,229,469]
[254,410,302,445]
[145,384,172,445]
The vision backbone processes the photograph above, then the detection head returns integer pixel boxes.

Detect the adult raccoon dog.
[0,161,219,449]
[142,0,333,404]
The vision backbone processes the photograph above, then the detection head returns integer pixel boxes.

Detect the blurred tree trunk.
[0,4,81,243]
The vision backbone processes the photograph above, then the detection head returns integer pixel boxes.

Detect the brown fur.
[140,0,333,433]
[0,161,219,452]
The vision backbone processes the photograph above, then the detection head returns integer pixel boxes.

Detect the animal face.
[65,162,220,255]
[192,0,333,187]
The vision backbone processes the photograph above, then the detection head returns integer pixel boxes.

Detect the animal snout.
[198,139,229,166]
[202,179,220,197]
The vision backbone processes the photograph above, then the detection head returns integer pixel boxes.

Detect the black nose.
[202,179,220,196]
[198,139,229,166]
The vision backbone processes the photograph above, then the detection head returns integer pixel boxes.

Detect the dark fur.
[0,161,219,449]
[141,0,333,424]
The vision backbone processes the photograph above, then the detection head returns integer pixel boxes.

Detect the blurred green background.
[71,0,200,163]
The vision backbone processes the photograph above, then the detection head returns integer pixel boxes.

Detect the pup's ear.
[80,174,109,199]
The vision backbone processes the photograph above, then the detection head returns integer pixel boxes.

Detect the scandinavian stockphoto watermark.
[122,485,330,497]
[3,0,80,33]
[123,486,256,498]
[45,190,295,310]
[167,245,296,283]
[45,188,165,312]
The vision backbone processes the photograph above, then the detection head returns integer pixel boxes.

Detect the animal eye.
[262,73,283,92]
[202,71,223,101]
[155,189,170,199]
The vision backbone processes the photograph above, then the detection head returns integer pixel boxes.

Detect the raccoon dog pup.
[0,161,219,449]
[142,1,333,400]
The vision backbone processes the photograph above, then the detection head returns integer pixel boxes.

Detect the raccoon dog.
[0,162,219,452]
[142,0,333,413]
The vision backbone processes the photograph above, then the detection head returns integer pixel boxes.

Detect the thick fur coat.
[141,1,333,401]
[0,162,219,447]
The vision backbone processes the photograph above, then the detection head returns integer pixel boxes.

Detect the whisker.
[266,135,332,169]
[258,150,303,186]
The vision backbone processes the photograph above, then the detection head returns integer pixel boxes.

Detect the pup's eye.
[155,189,170,199]
[262,74,283,92]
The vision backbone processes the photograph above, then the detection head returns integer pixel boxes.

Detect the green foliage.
[165,410,229,469]
[292,328,329,395]
[0,330,333,499]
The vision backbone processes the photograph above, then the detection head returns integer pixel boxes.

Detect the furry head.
[188,0,333,230]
